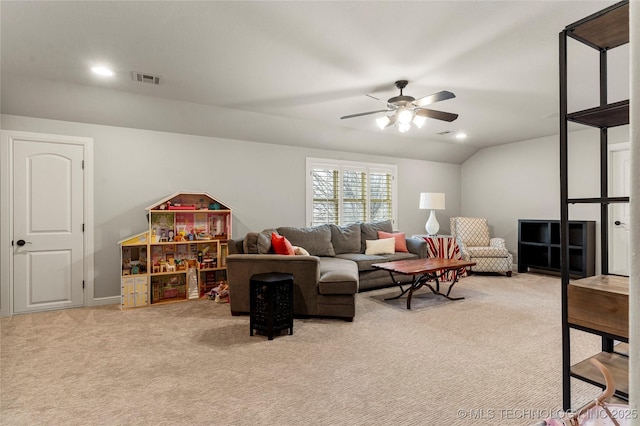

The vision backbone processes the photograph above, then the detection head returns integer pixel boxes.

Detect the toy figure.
[207,281,229,303]
[122,258,131,275]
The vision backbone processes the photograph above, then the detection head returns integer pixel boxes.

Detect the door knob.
[614,220,625,226]
[16,239,31,246]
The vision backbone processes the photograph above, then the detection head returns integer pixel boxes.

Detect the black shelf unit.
[518,220,595,277]
[559,0,630,410]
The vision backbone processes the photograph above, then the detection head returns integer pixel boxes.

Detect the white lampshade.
[419,192,445,210]
[397,122,411,133]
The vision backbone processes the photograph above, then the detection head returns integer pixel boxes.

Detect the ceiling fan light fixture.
[397,108,414,125]
[413,114,427,128]
[340,80,458,133]
[376,115,390,130]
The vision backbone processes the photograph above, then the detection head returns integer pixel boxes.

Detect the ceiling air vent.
[437,131,453,135]
[131,71,160,85]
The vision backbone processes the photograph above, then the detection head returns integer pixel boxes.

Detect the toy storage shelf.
[120,192,232,309]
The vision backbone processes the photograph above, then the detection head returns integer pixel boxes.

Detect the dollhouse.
[119,192,232,309]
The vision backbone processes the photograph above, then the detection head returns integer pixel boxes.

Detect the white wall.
[461,126,630,272]
[0,114,460,302]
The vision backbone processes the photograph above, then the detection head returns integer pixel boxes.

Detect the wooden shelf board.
[150,271,187,277]
[567,100,629,128]
[150,298,188,306]
[566,1,628,50]
[613,342,629,356]
[151,239,225,245]
[568,196,630,204]
[570,274,629,294]
[568,275,629,339]
[570,351,629,396]
[149,209,232,213]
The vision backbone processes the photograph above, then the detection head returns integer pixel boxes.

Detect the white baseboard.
[90,296,120,307]
[0,296,119,317]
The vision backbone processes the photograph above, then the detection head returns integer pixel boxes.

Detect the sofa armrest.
[455,238,470,261]
[490,238,506,249]
[226,254,322,315]
[405,237,428,258]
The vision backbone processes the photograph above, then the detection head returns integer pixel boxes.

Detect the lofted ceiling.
[0,0,629,164]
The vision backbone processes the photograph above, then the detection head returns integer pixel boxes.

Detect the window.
[306,158,397,227]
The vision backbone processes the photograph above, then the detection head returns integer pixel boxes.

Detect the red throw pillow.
[377,231,408,253]
[271,232,295,255]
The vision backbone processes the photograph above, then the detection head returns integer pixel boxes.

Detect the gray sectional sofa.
[226,220,428,321]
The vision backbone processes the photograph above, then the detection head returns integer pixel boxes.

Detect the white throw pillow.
[293,246,310,256]
[365,237,395,255]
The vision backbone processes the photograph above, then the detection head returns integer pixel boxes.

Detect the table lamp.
[419,192,445,235]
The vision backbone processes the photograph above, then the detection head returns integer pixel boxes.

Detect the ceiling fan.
[340,80,458,132]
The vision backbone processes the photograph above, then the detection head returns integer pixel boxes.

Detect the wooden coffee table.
[372,258,476,309]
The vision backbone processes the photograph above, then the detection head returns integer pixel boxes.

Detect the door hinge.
[82,223,85,232]
[83,281,85,290]
[82,160,85,170]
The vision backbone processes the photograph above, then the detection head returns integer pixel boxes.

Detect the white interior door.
[609,144,630,276]
[13,139,85,313]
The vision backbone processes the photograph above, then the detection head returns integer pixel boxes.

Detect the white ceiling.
[0,0,629,164]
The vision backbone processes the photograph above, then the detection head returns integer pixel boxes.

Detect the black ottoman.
[249,272,294,340]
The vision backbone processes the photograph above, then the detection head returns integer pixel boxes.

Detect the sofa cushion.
[466,246,510,258]
[377,231,408,252]
[335,253,390,272]
[379,252,418,262]
[318,258,358,295]
[365,237,395,255]
[243,232,259,254]
[277,224,335,257]
[243,229,276,254]
[359,220,393,253]
[271,232,295,255]
[330,223,361,254]
[293,246,310,256]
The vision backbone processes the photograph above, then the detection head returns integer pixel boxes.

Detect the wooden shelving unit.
[559,0,630,410]
[120,191,232,309]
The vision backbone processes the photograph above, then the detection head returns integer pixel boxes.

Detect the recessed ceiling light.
[455,132,467,140]
[91,66,114,77]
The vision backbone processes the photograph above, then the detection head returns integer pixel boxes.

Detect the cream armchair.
[450,217,512,276]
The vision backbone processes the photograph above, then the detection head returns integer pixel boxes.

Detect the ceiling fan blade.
[413,90,456,107]
[415,108,459,122]
[385,112,398,128]
[365,94,382,101]
[340,109,390,120]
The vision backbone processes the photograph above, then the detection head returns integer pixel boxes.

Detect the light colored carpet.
[0,272,603,425]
